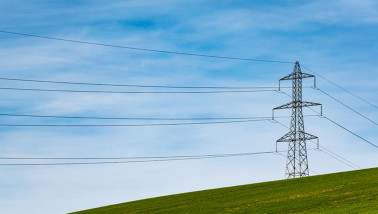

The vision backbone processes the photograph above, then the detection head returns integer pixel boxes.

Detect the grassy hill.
[71,167,377,214]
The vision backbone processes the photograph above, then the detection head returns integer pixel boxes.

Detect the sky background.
[0,0,377,213]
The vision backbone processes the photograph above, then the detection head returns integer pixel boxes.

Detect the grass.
[70,167,378,214]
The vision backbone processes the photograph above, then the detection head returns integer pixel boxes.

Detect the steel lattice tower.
[273,61,321,179]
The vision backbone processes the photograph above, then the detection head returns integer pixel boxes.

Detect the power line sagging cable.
[0,30,293,64]
[301,65,378,109]
[0,151,279,160]
[322,116,378,149]
[0,113,319,121]
[316,147,360,169]
[0,76,310,96]
[0,87,277,94]
[0,77,288,90]
[1,31,375,109]
[0,118,271,127]
[314,87,377,125]
[1,30,375,168]
[0,150,279,166]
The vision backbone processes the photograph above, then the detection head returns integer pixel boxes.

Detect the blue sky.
[0,0,377,213]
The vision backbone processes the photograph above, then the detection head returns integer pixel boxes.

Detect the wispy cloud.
[0,0,377,213]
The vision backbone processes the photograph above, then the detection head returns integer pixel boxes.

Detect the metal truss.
[273,61,322,179]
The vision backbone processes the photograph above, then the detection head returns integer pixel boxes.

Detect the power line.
[316,148,358,169]
[315,148,358,170]
[317,146,361,169]
[0,150,278,166]
[0,77,290,90]
[0,118,271,127]
[1,31,374,109]
[0,113,273,120]
[0,113,318,121]
[301,65,378,109]
[0,151,281,160]
[0,87,277,94]
[0,31,373,171]
[322,116,378,149]
[315,87,377,125]
[0,30,293,64]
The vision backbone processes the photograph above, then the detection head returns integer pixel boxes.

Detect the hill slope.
[71,167,378,214]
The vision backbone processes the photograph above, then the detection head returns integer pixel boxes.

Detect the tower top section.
[280,61,315,81]
[278,61,317,90]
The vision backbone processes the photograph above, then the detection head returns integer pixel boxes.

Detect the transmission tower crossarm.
[280,72,315,81]
[278,64,317,90]
[277,131,318,142]
[273,101,321,110]
[276,132,291,142]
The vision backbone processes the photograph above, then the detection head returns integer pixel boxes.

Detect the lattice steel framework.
[273,61,321,179]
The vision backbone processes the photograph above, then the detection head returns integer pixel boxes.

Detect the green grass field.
[71,167,378,214]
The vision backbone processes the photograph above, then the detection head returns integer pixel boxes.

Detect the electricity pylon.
[273,61,321,179]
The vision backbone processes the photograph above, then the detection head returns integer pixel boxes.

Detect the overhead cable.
[0,77,289,90]
[0,118,270,127]
[0,87,276,94]
[0,30,293,64]
[322,116,377,149]
[0,113,318,121]
[317,146,360,169]
[0,151,280,160]
[302,65,378,109]
[0,150,278,166]
[315,87,377,125]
